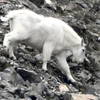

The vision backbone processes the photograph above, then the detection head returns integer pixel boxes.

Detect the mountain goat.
[2,9,86,84]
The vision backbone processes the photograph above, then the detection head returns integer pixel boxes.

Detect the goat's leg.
[3,32,19,59]
[3,32,16,59]
[42,42,54,71]
[56,52,76,83]
[3,33,11,50]
[8,45,16,60]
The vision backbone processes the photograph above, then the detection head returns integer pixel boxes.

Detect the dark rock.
[28,0,44,7]
[15,67,41,83]
[0,67,25,85]
[0,56,7,68]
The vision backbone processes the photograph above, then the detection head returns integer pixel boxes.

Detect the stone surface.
[59,84,69,93]
[70,93,98,100]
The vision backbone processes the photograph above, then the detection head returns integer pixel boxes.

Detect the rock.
[64,93,98,100]
[93,79,100,97]
[72,94,98,100]
[34,53,43,61]
[96,19,100,24]
[0,67,25,85]
[28,0,44,7]
[15,67,41,83]
[77,69,92,82]
[44,0,56,11]
[59,84,69,93]
[0,56,7,63]
[25,82,45,100]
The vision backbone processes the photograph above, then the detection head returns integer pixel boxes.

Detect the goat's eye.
[82,49,85,52]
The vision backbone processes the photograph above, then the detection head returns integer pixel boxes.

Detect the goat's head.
[71,39,87,63]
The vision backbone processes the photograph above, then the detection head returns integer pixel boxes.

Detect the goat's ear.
[81,38,86,46]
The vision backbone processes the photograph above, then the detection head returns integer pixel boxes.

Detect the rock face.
[66,93,98,100]
[0,0,100,100]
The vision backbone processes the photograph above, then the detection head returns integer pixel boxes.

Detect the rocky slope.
[0,0,100,100]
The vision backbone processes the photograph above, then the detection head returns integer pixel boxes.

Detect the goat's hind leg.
[3,33,11,50]
[3,32,16,60]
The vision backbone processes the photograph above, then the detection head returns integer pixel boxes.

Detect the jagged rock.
[0,56,7,67]
[28,0,44,7]
[59,84,69,93]
[15,67,41,83]
[16,0,39,11]
[0,67,25,85]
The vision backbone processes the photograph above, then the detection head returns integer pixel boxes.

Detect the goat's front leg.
[42,42,54,71]
[56,52,76,83]
[8,45,16,60]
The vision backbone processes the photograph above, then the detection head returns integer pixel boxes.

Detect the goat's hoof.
[42,66,47,71]
[42,62,48,71]
[42,68,47,71]
[72,81,86,92]
[10,56,16,60]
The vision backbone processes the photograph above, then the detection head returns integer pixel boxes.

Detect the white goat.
[3,9,86,84]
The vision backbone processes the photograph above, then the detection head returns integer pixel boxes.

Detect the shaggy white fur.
[3,9,86,83]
